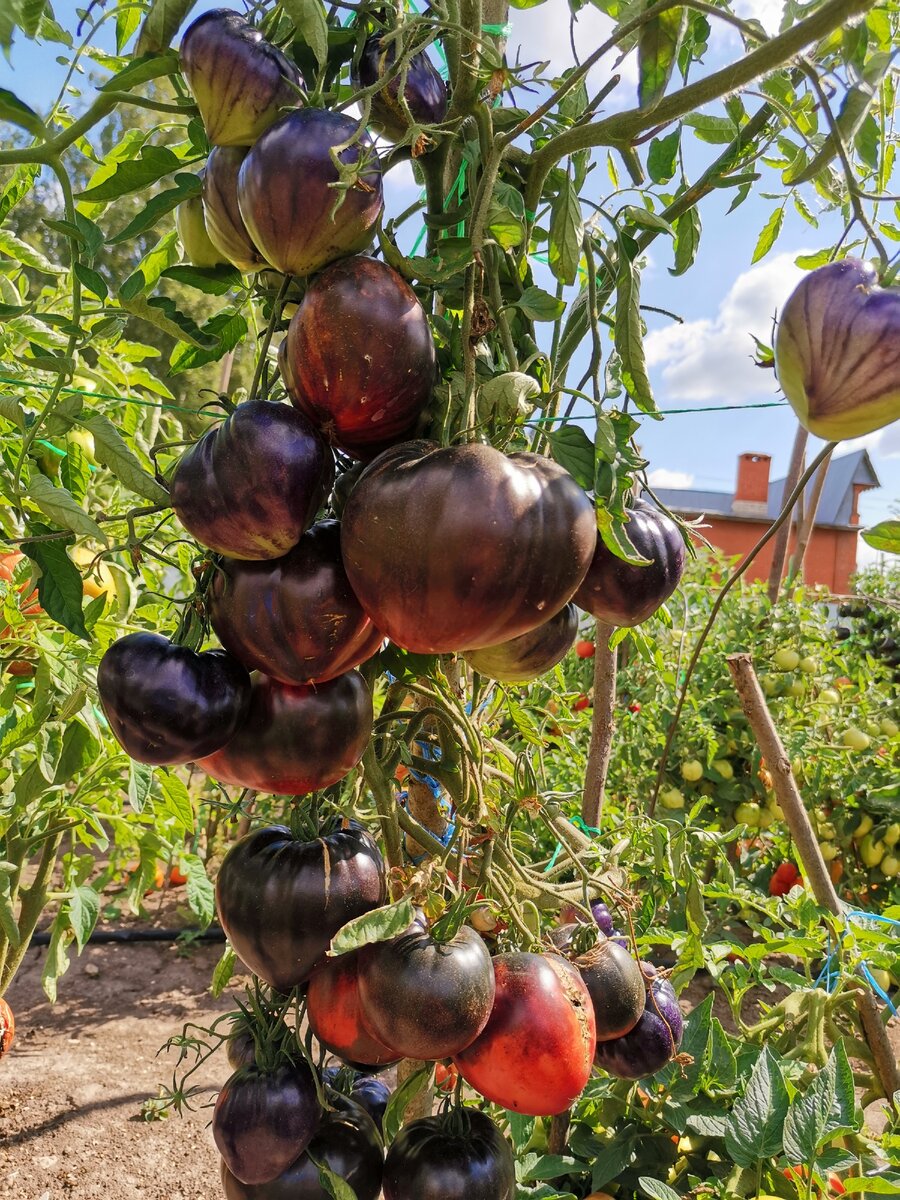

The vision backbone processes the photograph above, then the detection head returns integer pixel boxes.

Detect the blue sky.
[2,0,897,560]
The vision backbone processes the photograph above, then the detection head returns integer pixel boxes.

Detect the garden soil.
[2,935,899,1200]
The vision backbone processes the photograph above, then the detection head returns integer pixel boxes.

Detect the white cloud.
[845,422,900,460]
[734,0,785,34]
[648,467,695,488]
[644,251,809,404]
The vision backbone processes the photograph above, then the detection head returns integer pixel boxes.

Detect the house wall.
[685,515,861,592]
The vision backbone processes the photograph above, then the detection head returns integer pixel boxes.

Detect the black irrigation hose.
[29,926,227,947]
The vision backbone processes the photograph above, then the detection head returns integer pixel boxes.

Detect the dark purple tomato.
[591,901,615,935]
[215,821,386,993]
[321,1067,392,1131]
[226,1021,258,1071]
[198,671,373,794]
[204,147,268,273]
[574,937,646,1042]
[208,521,383,686]
[308,951,402,1070]
[180,9,302,146]
[284,257,435,460]
[170,400,333,561]
[355,35,448,142]
[341,441,597,653]
[237,110,383,278]
[97,633,251,766]
[358,921,495,1060]
[594,970,683,1080]
[213,1060,321,1185]
[462,602,578,682]
[176,179,226,267]
[453,953,596,1116]
[573,499,686,627]
[221,1093,384,1200]
[383,1108,515,1200]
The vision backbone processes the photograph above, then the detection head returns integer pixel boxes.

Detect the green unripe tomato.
[881,854,900,878]
[799,656,818,674]
[870,967,892,992]
[712,759,734,780]
[817,821,836,841]
[819,842,838,861]
[884,823,900,848]
[757,807,774,830]
[774,648,801,671]
[768,798,785,818]
[680,759,703,783]
[842,727,871,751]
[881,718,899,739]
[659,787,686,811]
[859,833,885,868]
[818,688,841,706]
[853,814,874,841]
[760,675,780,697]
[787,678,806,698]
[735,801,762,828]
[865,720,881,738]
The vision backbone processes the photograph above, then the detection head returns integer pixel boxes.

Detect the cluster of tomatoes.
[210,821,684,1198]
[87,9,692,1197]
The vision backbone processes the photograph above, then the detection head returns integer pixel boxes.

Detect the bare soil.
[0,935,245,1200]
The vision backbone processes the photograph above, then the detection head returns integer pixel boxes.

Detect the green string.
[544,815,601,873]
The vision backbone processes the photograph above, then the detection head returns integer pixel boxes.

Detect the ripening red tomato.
[434,1062,459,1093]
[769,862,801,896]
[629,702,641,713]
[572,695,590,713]
[575,640,595,659]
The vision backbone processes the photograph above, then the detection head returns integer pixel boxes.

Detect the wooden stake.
[767,425,809,603]
[581,619,617,828]
[727,653,900,1106]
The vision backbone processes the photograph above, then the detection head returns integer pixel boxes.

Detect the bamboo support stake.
[726,653,900,1106]
[581,620,617,828]
[767,425,809,603]
[788,447,834,585]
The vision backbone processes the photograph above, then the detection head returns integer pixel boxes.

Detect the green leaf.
[41,912,72,1003]
[515,285,565,322]
[843,1177,900,1194]
[614,250,657,415]
[73,261,108,300]
[670,208,701,276]
[0,86,46,138]
[639,6,686,110]
[137,0,199,53]
[77,145,182,202]
[548,425,594,490]
[0,228,64,275]
[477,372,540,423]
[862,520,900,554]
[98,49,180,91]
[121,292,216,348]
[168,309,249,372]
[78,412,170,504]
[26,474,108,544]
[0,874,20,949]
[21,529,88,640]
[724,1047,789,1166]
[55,720,99,783]
[647,129,680,184]
[69,885,100,951]
[522,1156,583,1182]
[329,897,415,956]
[783,1042,857,1163]
[128,760,154,813]
[211,945,237,997]
[487,204,526,250]
[639,1179,682,1200]
[622,206,674,236]
[683,113,736,143]
[157,770,194,835]
[161,263,242,295]
[382,1065,431,1143]
[548,176,584,286]
[183,854,216,926]
[310,1157,358,1200]
[110,173,201,244]
[60,440,90,504]
[0,162,40,222]
[116,3,143,52]
[283,0,328,70]
[0,395,27,430]
[751,206,785,264]
[119,230,180,299]
[597,505,653,566]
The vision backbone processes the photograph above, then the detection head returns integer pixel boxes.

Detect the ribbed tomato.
[307,950,401,1070]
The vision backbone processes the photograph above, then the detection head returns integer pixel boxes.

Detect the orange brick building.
[652,450,880,593]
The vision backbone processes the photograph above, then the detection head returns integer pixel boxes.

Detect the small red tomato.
[434,1062,459,1093]
[629,702,641,713]
[576,640,595,659]
[572,694,590,712]
[0,997,14,1061]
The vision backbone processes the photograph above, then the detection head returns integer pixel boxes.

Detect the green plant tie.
[544,815,601,873]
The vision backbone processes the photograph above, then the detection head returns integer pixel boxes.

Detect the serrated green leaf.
[381,1064,431,1143]
[168,309,248,372]
[724,1047,788,1166]
[211,945,237,997]
[647,129,680,184]
[843,1177,900,1194]
[0,228,64,275]
[183,854,216,926]
[783,1041,856,1162]
[128,760,154,813]
[26,474,108,544]
[98,48,180,91]
[137,0,199,53]
[60,440,90,504]
[21,529,88,640]
[548,176,583,286]
[156,770,194,835]
[119,230,180,299]
[55,720,99,783]
[310,1157,358,1200]
[0,395,26,430]
[0,162,40,222]
[283,0,328,69]
[639,1178,681,1200]
[639,6,686,110]
[622,206,673,236]
[77,145,182,202]
[0,86,46,138]
[73,261,108,300]
[329,897,415,956]
[120,292,215,348]
[77,412,170,504]
[614,250,657,415]
[548,425,593,490]
[161,263,242,295]
[69,885,100,951]
[751,206,785,264]
[670,208,701,276]
[117,3,143,52]
[683,112,735,143]
[597,505,653,565]
[862,520,900,554]
[110,174,201,244]
[523,1155,582,1182]
[515,285,565,322]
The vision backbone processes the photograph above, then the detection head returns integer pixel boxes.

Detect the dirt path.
[0,937,245,1200]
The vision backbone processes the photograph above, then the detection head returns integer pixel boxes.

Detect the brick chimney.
[732,452,771,517]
